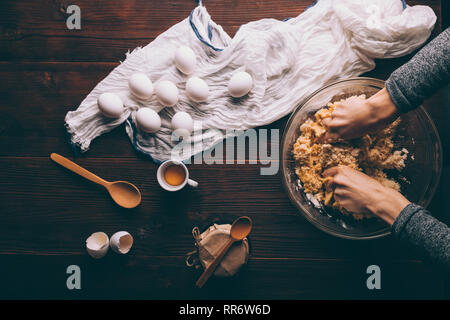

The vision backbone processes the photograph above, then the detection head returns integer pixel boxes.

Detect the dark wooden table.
[1,0,448,299]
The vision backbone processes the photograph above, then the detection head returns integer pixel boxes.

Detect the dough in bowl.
[293,96,409,220]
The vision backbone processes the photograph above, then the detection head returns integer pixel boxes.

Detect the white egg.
[136,108,161,133]
[174,46,196,75]
[155,80,179,106]
[97,92,124,118]
[171,111,194,135]
[186,76,209,102]
[128,73,153,100]
[228,71,253,98]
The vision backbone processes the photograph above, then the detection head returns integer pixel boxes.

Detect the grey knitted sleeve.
[392,203,450,268]
[385,27,450,113]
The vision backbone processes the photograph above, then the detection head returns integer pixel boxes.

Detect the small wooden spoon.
[196,216,252,288]
[50,153,141,209]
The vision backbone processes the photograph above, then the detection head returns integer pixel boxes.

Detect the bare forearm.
[368,186,409,226]
[365,87,398,126]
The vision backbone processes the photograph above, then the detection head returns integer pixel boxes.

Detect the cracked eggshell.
[86,232,109,259]
[110,231,134,254]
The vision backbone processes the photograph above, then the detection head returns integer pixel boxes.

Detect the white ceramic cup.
[157,160,198,191]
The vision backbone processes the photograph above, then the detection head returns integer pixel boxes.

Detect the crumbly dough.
[293,96,408,220]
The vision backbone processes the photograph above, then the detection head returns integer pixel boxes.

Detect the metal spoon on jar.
[50,153,141,209]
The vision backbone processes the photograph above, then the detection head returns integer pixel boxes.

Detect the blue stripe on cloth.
[306,0,318,11]
[189,8,224,51]
[126,117,163,164]
[401,0,407,9]
[208,23,213,40]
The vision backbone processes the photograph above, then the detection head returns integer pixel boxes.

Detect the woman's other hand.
[323,166,410,225]
[322,88,399,141]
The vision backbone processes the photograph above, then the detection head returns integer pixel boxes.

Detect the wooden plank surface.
[1,256,444,299]
[0,0,448,299]
[0,0,442,61]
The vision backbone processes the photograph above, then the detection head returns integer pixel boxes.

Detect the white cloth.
[65,0,436,163]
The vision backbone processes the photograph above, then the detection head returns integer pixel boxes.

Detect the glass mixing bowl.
[281,77,442,240]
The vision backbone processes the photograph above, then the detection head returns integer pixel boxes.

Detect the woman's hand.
[323,166,410,225]
[322,88,399,141]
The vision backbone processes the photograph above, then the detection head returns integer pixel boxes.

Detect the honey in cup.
[164,164,186,186]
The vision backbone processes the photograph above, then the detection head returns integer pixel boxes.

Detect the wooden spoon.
[50,153,141,209]
[196,216,252,288]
